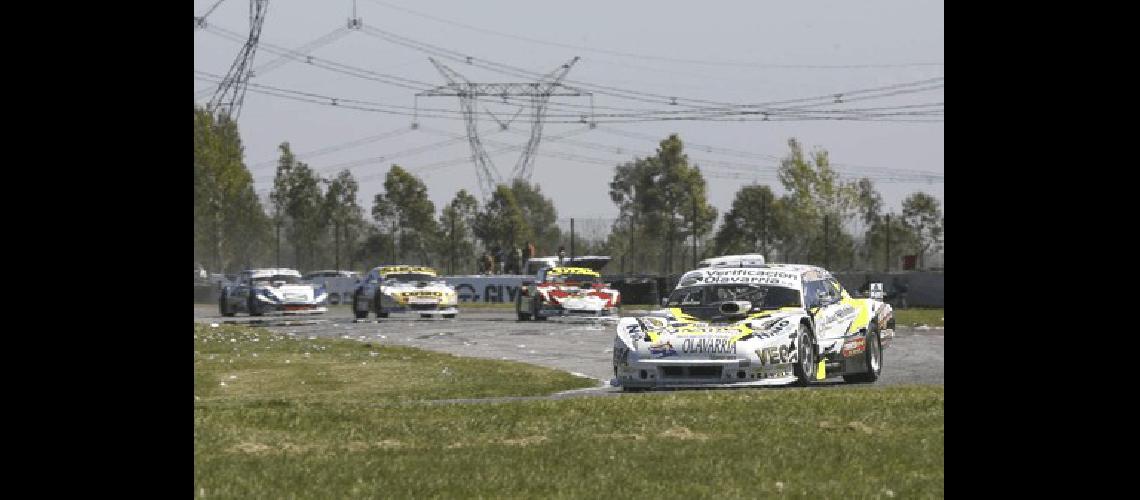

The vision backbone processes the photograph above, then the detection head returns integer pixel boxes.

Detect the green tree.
[269,143,297,267]
[864,212,918,272]
[438,189,479,274]
[284,162,324,271]
[901,192,944,269]
[855,178,883,226]
[353,225,395,269]
[508,179,561,255]
[473,184,531,253]
[776,138,859,267]
[194,107,271,272]
[322,169,362,271]
[371,165,440,264]
[609,134,716,274]
[713,184,784,258]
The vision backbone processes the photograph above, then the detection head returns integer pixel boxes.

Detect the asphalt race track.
[194,305,944,391]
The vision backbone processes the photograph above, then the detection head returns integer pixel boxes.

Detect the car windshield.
[548,274,600,285]
[667,285,801,310]
[384,273,436,283]
[252,274,301,285]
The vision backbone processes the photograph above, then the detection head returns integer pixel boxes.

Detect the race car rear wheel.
[843,327,882,384]
[352,291,369,319]
[792,323,816,386]
[248,295,264,317]
[374,292,389,318]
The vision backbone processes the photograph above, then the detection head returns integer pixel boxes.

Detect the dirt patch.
[499,435,548,446]
[817,420,875,435]
[659,426,709,441]
[229,442,273,454]
[594,432,646,441]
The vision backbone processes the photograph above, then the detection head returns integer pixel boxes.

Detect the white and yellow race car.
[613,256,893,390]
[352,265,458,320]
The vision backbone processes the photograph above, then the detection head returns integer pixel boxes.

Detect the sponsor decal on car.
[680,337,738,355]
[648,341,677,358]
[755,345,793,365]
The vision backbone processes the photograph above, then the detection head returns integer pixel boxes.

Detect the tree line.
[194,107,943,275]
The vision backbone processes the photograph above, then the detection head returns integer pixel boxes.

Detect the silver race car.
[352,265,459,319]
[613,255,894,390]
[218,268,328,316]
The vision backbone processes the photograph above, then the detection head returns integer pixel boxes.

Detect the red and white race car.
[516,266,621,320]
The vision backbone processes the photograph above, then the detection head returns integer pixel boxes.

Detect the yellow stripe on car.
[844,298,873,334]
[547,267,600,276]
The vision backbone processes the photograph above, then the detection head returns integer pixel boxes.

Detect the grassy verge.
[195,324,943,498]
[893,308,944,327]
[194,323,595,405]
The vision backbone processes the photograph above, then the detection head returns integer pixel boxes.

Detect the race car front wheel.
[219,292,235,317]
[532,299,547,321]
[353,291,369,319]
[793,323,816,386]
[843,327,882,384]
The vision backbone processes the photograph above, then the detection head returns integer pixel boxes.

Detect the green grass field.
[195,323,944,498]
[893,308,944,327]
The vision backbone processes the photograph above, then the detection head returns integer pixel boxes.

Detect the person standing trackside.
[482,253,494,275]
[508,246,521,275]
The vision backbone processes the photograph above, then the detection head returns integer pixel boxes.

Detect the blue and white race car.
[613,255,893,390]
[218,268,328,316]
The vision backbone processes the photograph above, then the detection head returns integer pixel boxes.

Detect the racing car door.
[809,278,859,340]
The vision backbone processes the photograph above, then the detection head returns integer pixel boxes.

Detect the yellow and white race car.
[613,256,893,390]
[352,265,458,320]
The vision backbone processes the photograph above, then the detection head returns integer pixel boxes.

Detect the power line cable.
[362,0,944,70]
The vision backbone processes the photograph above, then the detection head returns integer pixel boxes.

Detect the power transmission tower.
[416,57,589,197]
[207,0,269,122]
[346,0,362,29]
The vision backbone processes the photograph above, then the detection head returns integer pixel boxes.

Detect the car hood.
[615,311,803,360]
[261,284,318,302]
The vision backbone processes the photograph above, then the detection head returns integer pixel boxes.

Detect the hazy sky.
[194,0,943,237]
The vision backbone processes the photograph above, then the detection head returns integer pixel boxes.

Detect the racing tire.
[843,328,883,384]
[443,313,456,319]
[248,295,264,317]
[219,292,235,317]
[533,299,547,321]
[792,323,817,386]
[352,291,369,319]
[517,296,532,321]
[373,292,390,319]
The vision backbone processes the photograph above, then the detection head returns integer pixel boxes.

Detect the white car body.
[613,257,893,390]
[352,265,459,319]
[219,268,328,316]
[303,270,360,305]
